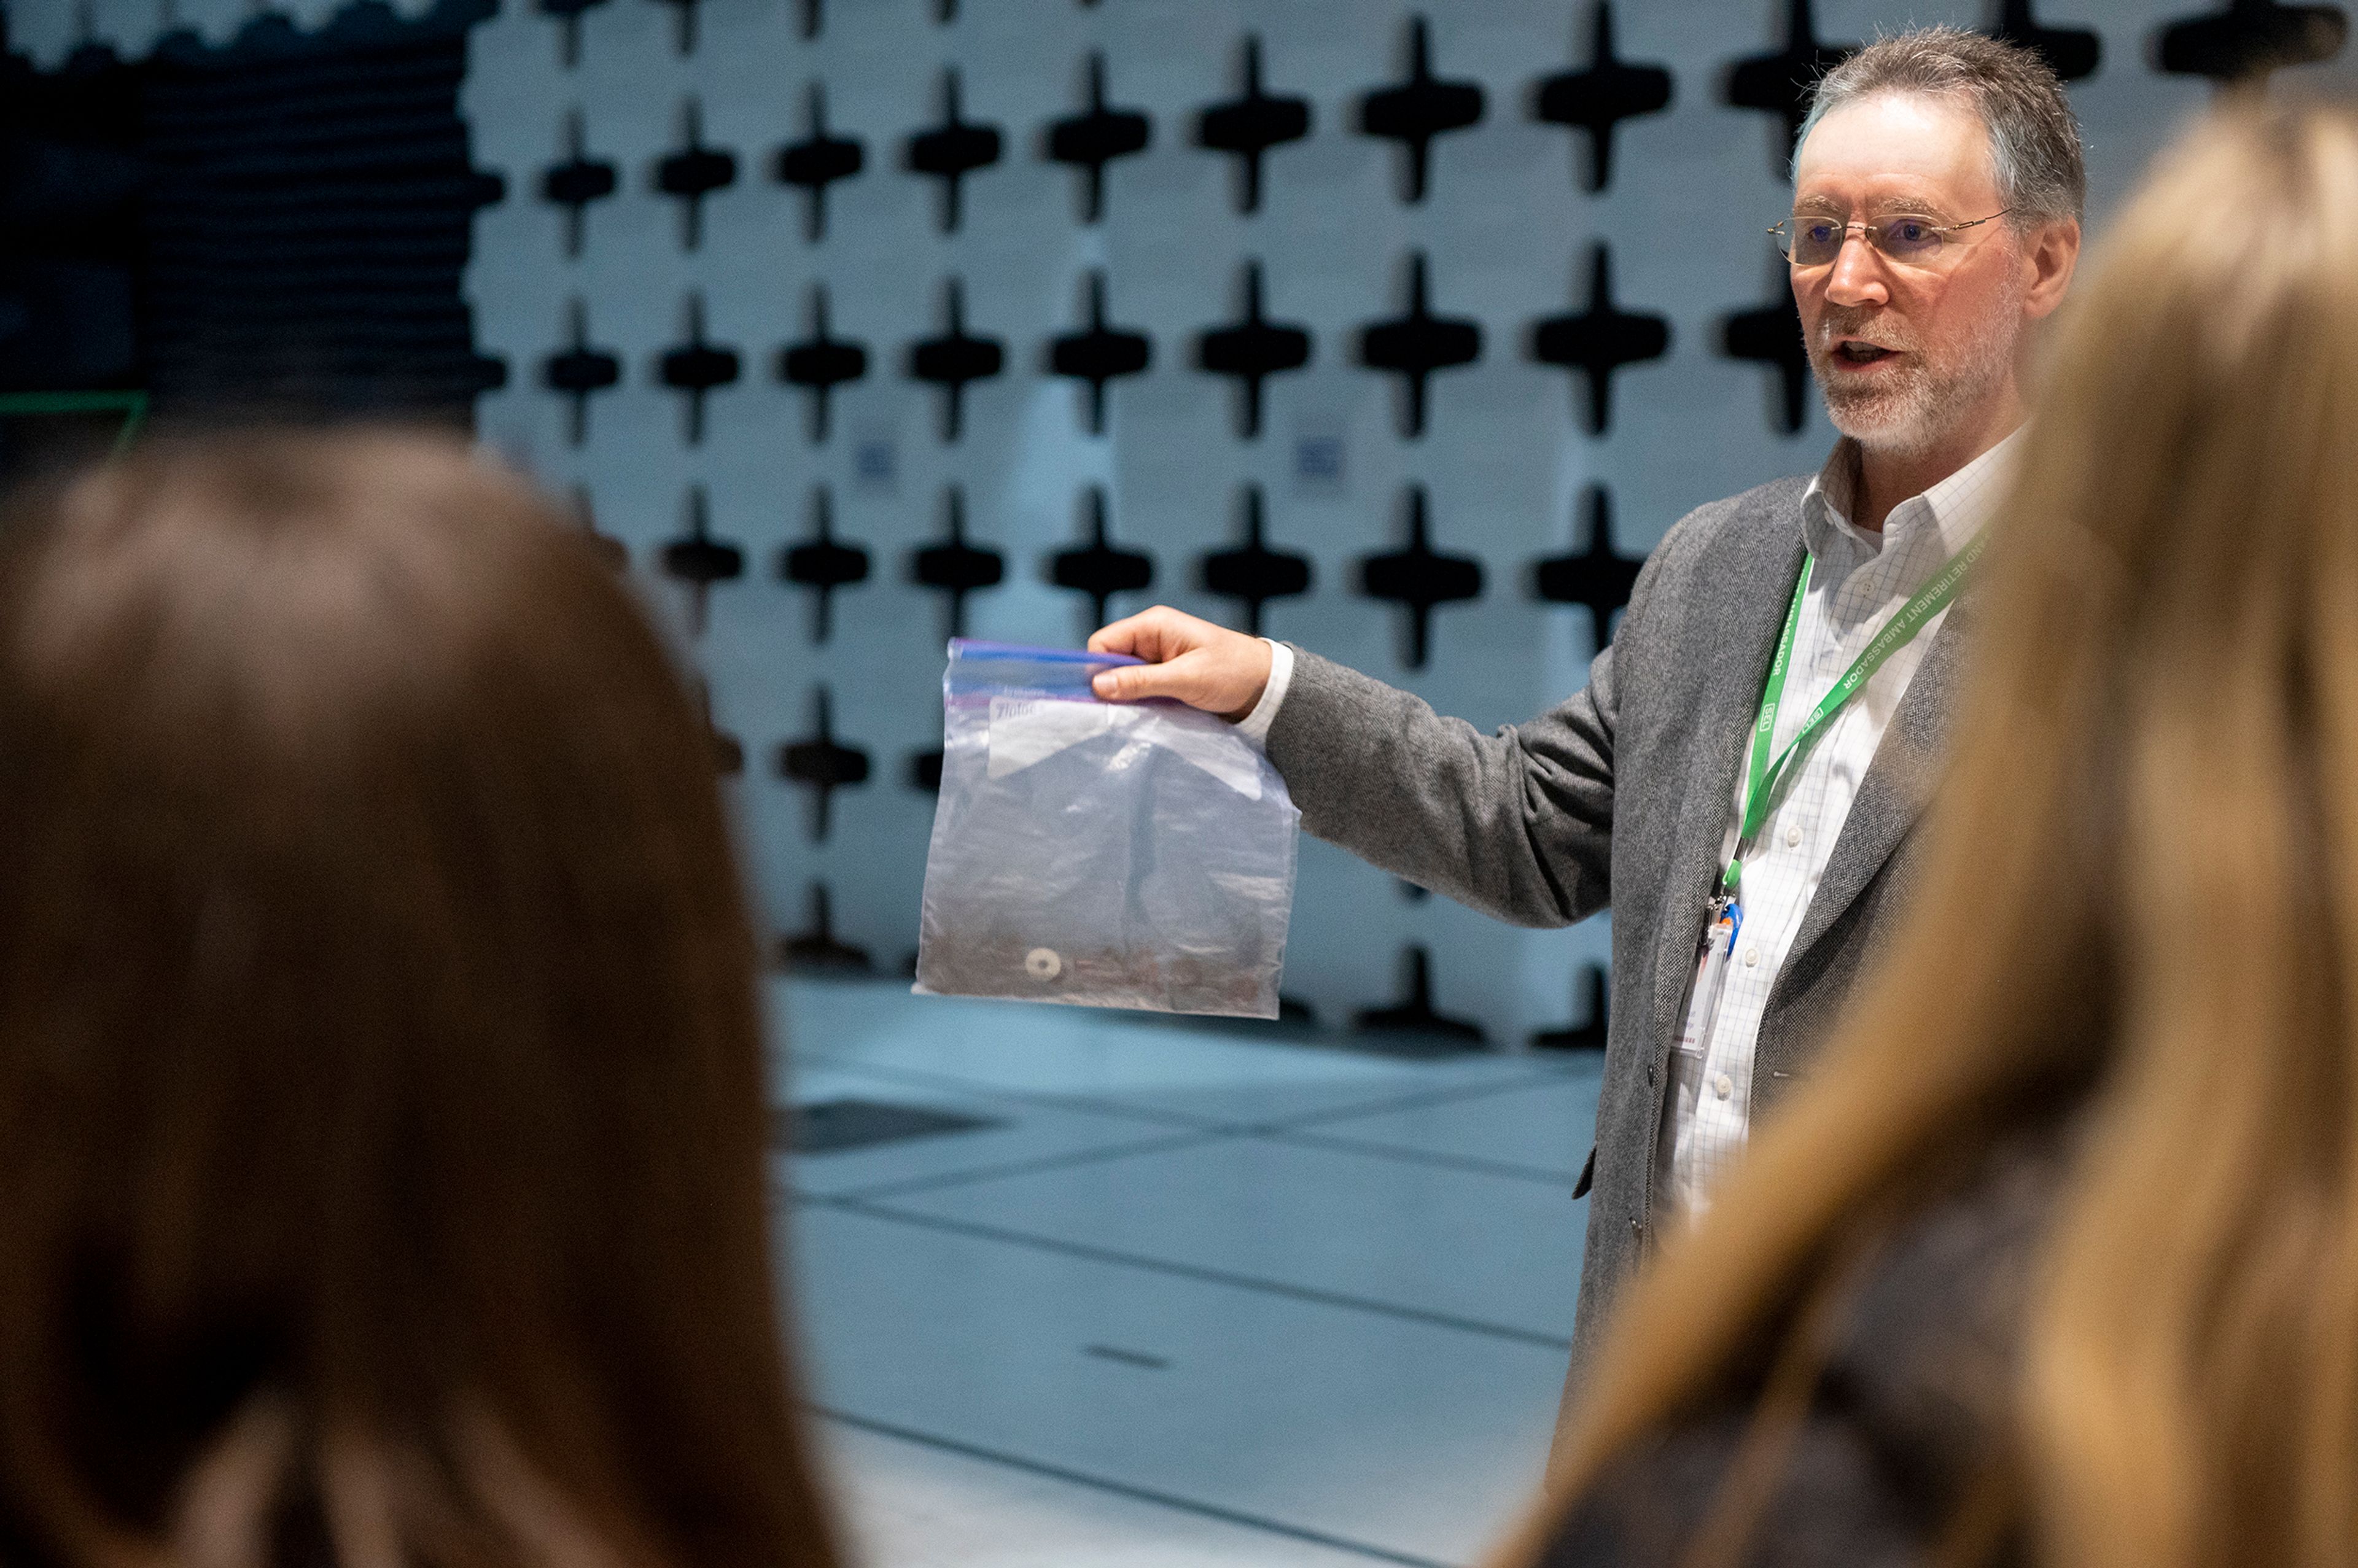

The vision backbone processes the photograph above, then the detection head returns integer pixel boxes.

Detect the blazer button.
[1646,1063,1657,1085]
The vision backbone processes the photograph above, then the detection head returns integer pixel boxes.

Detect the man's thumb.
[1093,659,1183,704]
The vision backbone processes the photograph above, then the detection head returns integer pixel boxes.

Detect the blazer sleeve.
[1262,540,1674,930]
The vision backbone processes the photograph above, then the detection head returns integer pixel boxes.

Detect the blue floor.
[769,979,1604,1568]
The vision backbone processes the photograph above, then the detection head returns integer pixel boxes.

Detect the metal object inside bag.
[914,640,1300,1019]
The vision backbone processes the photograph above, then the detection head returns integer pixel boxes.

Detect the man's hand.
[1088,607,1272,720]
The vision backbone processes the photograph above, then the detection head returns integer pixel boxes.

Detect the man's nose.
[1821,232,1890,308]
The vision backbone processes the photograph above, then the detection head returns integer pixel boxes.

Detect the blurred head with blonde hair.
[1501,98,2358,1568]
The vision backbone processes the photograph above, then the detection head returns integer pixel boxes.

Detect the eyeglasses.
[1769,209,2013,268]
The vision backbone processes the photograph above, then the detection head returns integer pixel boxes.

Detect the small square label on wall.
[852,429,897,494]
[1291,419,1345,498]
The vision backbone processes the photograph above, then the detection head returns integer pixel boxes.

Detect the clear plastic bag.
[914,640,1299,1019]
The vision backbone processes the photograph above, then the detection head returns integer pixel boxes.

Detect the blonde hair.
[1498,101,2358,1568]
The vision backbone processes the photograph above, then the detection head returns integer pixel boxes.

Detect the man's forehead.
[1794,91,1999,211]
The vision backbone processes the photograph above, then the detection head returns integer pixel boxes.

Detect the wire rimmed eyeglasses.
[1770,209,2014,268]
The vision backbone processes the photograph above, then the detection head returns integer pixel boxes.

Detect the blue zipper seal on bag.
[947,638,1143,666]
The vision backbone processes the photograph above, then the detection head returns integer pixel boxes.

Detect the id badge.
[1675,900,1743,1060]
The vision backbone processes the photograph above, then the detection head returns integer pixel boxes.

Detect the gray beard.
[1810,298,2022,459]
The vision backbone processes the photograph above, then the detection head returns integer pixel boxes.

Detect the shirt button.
[1743,945,1760,968]
[1714,1074,1734,1100]
[1784,825,1803,848]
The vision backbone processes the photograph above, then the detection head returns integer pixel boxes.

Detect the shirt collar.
[1800,425,2025,564]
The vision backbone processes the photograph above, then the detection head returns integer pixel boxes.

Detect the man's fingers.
[1091,605,1206,664]
[1087,607,1264,715]
[1091,659,1184,702]
[1087,612,1150,656]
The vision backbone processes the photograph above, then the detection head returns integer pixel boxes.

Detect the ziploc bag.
[914,639,1299,1018]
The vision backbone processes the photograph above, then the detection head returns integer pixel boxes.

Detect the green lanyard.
[1721,529,1989,900]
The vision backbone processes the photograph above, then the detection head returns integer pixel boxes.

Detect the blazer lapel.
[1644,521,1810,1059]
[1776,599,1973,972]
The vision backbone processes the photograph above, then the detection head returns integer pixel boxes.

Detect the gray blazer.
[1263,474,1970,1443]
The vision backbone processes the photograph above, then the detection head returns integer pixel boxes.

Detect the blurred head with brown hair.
[1499,98,2358,1568]
[0,430,841,1568]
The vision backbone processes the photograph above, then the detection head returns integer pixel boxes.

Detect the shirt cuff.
[1231,638,1294,748]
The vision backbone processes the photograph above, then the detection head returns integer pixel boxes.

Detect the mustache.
[1814,309,1915,353]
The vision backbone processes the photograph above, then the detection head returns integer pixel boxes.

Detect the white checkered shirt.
[1658,429,2021,1223]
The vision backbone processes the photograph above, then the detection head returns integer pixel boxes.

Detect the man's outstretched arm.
[1089,600,1640,931]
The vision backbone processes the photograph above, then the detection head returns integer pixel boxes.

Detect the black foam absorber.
[1199,485,1312,636]
[1530,243,1670,435]
[541,109,615,255]
[652,0,698,55]
[1196,34,1310,214]
[1046,50,1150,223]
[781,486,869,644]
[539,0,609,69]
[1048,487,1154,630]
[912,487,1004,637]
[542,296,618,446]
[778,283,866,443]
[780,882,874,973]
[1353,946,1485,1046]
[660,484,744,637]
[776,82,863,242]
[909,742,944,792]
[906,68,1001,233]
[1196,260,1309,440]
[1534,486,1642,648]
[1048,271,1150,435]
[1531,2,1671,193]
[658,290,740,445]
[1722,263,1810,434]
[1988,0,2102,80]
[1726,0,1855,166]
[1356,251,1480,440]
[777,688,870,842]
[2155,0,2346,81]
[1360,486,1482,669]
[908,277,1003,442]
[126,11,510,424]
[1358,14,1484,204]
[1531,964,1608,1050]
[655,96,736,250]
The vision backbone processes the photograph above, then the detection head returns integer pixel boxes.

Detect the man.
[1089,27,2082,1440]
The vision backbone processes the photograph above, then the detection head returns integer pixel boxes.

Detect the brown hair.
[0,431,842,1568]
[1797,26,2087,225]
[1498,101,2358,1568]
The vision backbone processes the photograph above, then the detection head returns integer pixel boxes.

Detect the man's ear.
[2023,217,2080,320]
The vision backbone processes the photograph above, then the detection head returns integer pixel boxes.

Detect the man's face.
[1790,92,2035,457]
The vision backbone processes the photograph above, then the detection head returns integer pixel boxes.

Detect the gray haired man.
[1091,27,2082,1442]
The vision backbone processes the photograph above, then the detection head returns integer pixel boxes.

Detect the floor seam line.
[786,1052,1586,1137]
[811,1405,1459,1568]
[1256,1070,1594,1133]
[1263,1129,1584,1189]
[815,1196,1573,1351]
[781,1055,1240,1130]
[786,1128,1234,1201]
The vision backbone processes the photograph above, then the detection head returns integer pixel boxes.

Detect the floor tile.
[775,978,1576,1128]
[858,1134,1584,1342]
[791,1203,1566,1568]
[817,1418,1438,1568]
[1288,1069,1606,1184]
[779,1060,1202,1200]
